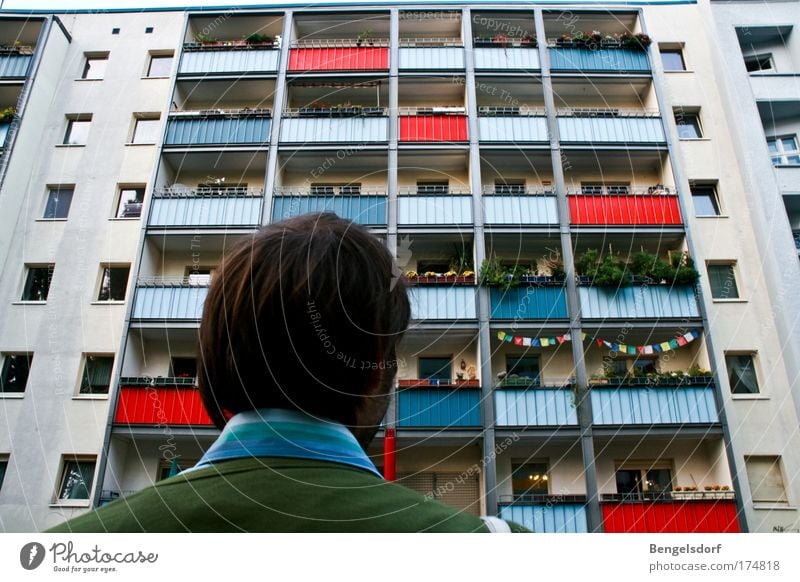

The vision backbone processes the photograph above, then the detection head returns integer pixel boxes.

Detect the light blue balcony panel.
[279,117,388,143]
[398,47,465,70]
[398,389,481,427]
[549,47,650,72]
[579,285,699,320]
[0,122,10,147]
[474,48,540,70]
[591,386,718,425]
[495,388,578,426]
[397,196,472,225]
[148,197,263,227]
[489,287,568,320]
[132,287,208,321]
[499,504,588,533]
[179,49,280,74]
[557,116,665,144]
[410,287,477,320]
[0,54,32,77]
[271,195,387,225]
[483,195,558,224]
[478,116,548,142]
[164,116,270,145]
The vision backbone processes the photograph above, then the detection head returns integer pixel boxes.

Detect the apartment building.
[0,1,798,534]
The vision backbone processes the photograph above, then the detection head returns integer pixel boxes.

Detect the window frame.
[53,455,97,505]
[21,264,55,302]
[510,460,550,497]
[0,454,8,492]
[674,109,703,139]
[745,455,789,505]
[80,53,109,80]
[743,53,775,73]
[146,52,174,78]
[614,460,674,497]
[130,115,161,145]
[418,356,452,382]
[114,185,146,218]
[725,352,760,396]
[96,264,131,302]
[707,262,740,300]
[63,116,92,145]
[505,354,541,384]
[659,46,686,72]
[0,353,33,394]
[42,186,75,220]
[690,182,722,216]
[78,354,115,396]
[767,135,800,167]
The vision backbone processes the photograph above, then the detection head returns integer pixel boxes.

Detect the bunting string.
[497,329,701,352]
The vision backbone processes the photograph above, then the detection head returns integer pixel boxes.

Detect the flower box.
[398,378,479,388]
[408,275,475,286]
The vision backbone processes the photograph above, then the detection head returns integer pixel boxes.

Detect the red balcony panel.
[115,386,213,426]
[569,195,683,225]
[288,47,388,71]
[399,115,468,142]
[602,501,740,533]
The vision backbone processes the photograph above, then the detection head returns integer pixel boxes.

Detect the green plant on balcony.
[356,28,375,46]
[245,33,274,46]
[670,251,700,284]
[617,32,652,50]
[478,256,534,290]
[541,249,565,278]
[687,364,712,377]
[449,244,474,274]
[0,106,16,123]
[575,249,629,287]
[629,251,673,282]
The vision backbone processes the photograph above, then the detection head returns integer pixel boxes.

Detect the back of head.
[197,212,410,436]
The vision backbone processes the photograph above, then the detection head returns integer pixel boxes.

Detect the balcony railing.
[601,492,740,533]
[478,111,548,143]
[557,109,666,144]
[397,193,473,225]
[549,45,650,73]
[279,114,388,143]
[397,385,481,428]
[409,286,477,320]
[489,286,568,320]
[114,380,213,426]
[498,497,588,533]
[164,110,271,146]
[399,38,463,47]
[179,45,279,74]
[591,385,718,425]
[494,387,578,427]
[0,48,33,78]
[399,109,468,142]
[131,280,208,321]
[579,284,699,320]
[483,191,559,225]
[148,187,264,228]
[398,43,465,70]
[271,192,387,225]
[474,42,540,70]
[288,42,389,71]
[568,192,683,225]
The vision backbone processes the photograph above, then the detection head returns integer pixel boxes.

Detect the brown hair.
[197,212,410,431]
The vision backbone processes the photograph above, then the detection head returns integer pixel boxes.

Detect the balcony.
[569,189,682,226]
[558,110,665,145]
[478,109,548,143]
[114,378,213,427]
[397,187,472,226]
[0,46,33,78]
[549,43,650,73]
[474,40,540,71]
[398,40,464,70]
[164,110,271,146]
[148,187,264,228]
[271,189,387,226]
[397,383,481,428]
[131,279,208,322]
[579,284,699,320]
[494,387,578,427]
[399,108,468,143]
[601,491,740,533]
[498,496,588,533]
[288,40,389,72]
[591,384,718,426]
[0,121,10,147]
[482,189,558,225]
[409,286,477,321]
[280,109,388,144]
[179,43,280,75]
[489,286,568,320]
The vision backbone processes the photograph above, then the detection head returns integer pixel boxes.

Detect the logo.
[20,542,46,570]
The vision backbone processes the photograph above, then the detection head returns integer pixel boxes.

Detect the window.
[56,457,96,501]
[615,462,673,499]
[111,28,120,35]
[745,456,788,504]
[309,183,361,195]
[418,357,451,381]
[581,183,629,195]
[115,186,145,218]
[147,54,173,77]
[495,179,525,194]
[97,266,130,301]
[416,261,450,274]
[185,266,214,285]
[0,455,7,491]
[158,458,198,481]
[726,353,759,394]
[131,116,160,144]
[744,53,774,73]
[707,263,739,299]
[767,136,800,166]
[81,55,108,79]
[660,47,686,71]
[605,357,656,378]
[506,355,540,384]
[511,462,549,497]
[79,355,114,395]
[416,181,449,195]
[21,265,54,301]
[170,357,196,378]
[675,110,702,139]
[63,117,91,145]
[42,186,74,219]
[1,353,32,393]
[691,184,721,216]
[145,27,154,34]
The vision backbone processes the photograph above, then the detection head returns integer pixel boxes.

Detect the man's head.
[197,213,410,446]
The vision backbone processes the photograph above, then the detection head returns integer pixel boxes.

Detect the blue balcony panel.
[148,196,263,228]
[397,389,480,427]
[483,195,558,224]
[579,285,699,320]
[397,195,472,225]
[178,49,280,74]
[489,286,568,320]
[0,54,32,77]
[474,48,540,70]
[410,286,477,320]
[478,116,548,142]
[132,286,207,321]
[591,386,718,425]
[164,116,270,145]
[499,503,588,533]
[398,47,465,70]
[0,122,10,146]
[494,388,578,427]
[279,117,388,143]
[557,116,665,144]
[549,47,650,72]
[271,195,387,225]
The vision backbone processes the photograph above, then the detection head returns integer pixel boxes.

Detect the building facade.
[0,1,798,533]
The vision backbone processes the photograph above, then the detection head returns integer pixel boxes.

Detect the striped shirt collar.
[192,408,383,479]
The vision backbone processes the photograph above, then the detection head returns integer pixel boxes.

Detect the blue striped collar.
[191,408,383,479]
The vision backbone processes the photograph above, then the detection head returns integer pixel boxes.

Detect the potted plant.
[245,33,274,47]
[520,35,537,48]
[0,106,15,124]
[356,28,375,47]
[617,32,652,50]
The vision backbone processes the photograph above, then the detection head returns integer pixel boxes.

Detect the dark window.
[81,56,107,80]
[0,459,7,491]
[158,459,198,481]
[708,264,739,299]
[726,354,759,394]
[767,136,800,166]
[416,181,449,195]
[79,355,114,395]
[111,28,120,35]
[22,265,54,301]
[145,27,154,34]
[506,355,540,384]
[416,261,450,274]
[1,354,32,393]
[691,185,721,216]
[64,119,91,145]
[170,357,196,378]
[57,459,96,500]
[494,180,525,194]
[418,357,451,381]
[132,118,160,144]
[660,48,686,71]
[632,359,657,376]
[43,187,74,219]
[97,266,130,301]
[744,54,773,73]
[675,112,702,139]
[511,462,549,496]
[581,184,604,195]
[616,467,672,496]
[147,55,172,77]
[115,187,145,218]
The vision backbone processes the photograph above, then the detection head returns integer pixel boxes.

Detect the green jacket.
[48,457,525,533]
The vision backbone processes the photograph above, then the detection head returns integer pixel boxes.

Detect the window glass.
[82,57,107,80]
[1,354,32,393]
[506,355,540,384]
[708,264,739,299]
[418,357,451,381]
[0,459,7,491]
[511,462,549,496]
[64,119,91,145]
[675,113,702,139]
[57,460,96,500]
[43,188,74,219]
[115,187,144,218]
[79,355,114,394]
[148,56,173,77]
[746,456,787,503]
[691,186,721,216]
[132,118,160,144]
[98,267,130,301]
[22,266,54,301]
[727,354,759,394]
[661,49,685,71]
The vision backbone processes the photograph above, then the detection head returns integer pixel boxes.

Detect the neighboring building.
[0,1,797,534]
